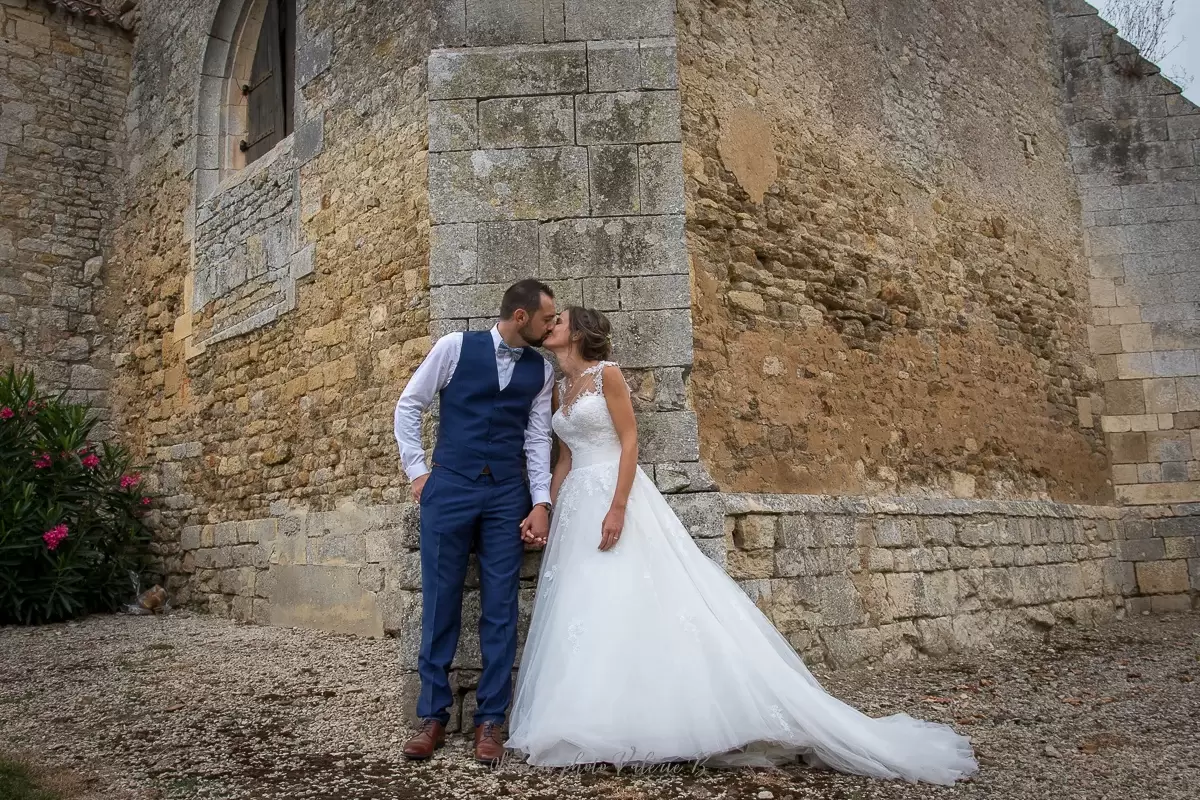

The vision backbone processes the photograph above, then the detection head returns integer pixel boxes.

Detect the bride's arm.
[599,365,638,551]
[550,382,572,504]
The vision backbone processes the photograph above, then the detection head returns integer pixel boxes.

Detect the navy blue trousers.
[417,466,529,726]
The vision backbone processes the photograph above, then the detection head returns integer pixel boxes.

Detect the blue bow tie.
[498,341,524,360]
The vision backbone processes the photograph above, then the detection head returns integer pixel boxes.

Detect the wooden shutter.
[242,0,287,164]
[281,0,296,138]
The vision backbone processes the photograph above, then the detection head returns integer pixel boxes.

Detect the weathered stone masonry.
[0,0,131,434]
[6,0,1196,735]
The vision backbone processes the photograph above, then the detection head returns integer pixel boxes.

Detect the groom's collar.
[491,325,527,353]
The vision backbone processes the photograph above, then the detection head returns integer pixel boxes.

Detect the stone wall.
[175,491,1154,728]
[0,0,130,431]
[1054,1,1200,509]
[679,0,1110,503]
[424,0,712,491]
[105,0,431,532]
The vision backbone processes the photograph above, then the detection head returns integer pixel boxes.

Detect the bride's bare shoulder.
[599,362,629,395]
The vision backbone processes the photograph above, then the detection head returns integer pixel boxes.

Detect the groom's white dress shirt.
[393,326,555,507]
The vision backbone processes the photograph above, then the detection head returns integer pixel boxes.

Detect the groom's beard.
[520,326,548,347]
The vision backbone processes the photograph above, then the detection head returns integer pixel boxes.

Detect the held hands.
[599,504,625,551]
[520,504,550,549]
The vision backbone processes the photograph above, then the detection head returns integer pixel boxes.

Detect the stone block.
[429,99,478,152]
[544,0,566,41]
[1156,517,1200,537]
[1163,535,1198,559]
[478,95,574,148]
[1150,594,1194,612]
[652,460,717,493]
[433,0,468,45]
[583,276,621,310]
[639,142,685,213]
[431,283,504,319]
[587,40,640,92]
[609,309,692,368]
[727,549,774,580]
[639,37,678,89]
[296,30,333,88]
[429,147,590,223]
[1152,350,1199,378]
[915,570,960,617]
[774,548,823,577]
[386,552,424,590]
[465,0,546,44]
[539,215,686,278]
[1163,461,1190,482]
[1121,537,1165,561]
[564,0,675,39]
[1180,377,1200,412]
[1108,431,1148,463]
[294,116,324,164]
[576,90,680,145]
[588,145,640,215]
[1144,378,1178,413]
[778,515,817,549]
[924,518,958,546]
[428,43,587,100]
[476,220,540,283]
[1135,559,1190,594]
[637,410,698,461]
[735,515,777,550]
[269,565,384,638]
[665,492,724,540]
[430,223,478,286]
[1147,431,1193,462]
[619,274,689,310]
[1088,324,1122,354]
[875,517,921,547]
[693,536,726,568]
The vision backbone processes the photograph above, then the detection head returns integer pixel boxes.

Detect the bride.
[505,306,979,785]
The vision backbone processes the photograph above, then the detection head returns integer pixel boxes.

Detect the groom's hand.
[521,504,550,548]
[411,474,429,504]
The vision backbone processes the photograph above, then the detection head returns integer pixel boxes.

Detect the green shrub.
[0,367,153,624]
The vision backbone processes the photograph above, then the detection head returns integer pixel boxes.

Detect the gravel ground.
[2,610,1198,800]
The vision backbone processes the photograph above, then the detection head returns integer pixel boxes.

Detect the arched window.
[240,0,296,164]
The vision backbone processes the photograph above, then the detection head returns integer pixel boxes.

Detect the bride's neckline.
[558,361,610,419]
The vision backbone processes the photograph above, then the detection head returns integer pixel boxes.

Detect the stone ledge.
[722,493,1126,519]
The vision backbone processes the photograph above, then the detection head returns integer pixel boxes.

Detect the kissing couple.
[392,279,978,783]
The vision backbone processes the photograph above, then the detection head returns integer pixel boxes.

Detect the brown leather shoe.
[402,719,445,760]
[473,721,506,765]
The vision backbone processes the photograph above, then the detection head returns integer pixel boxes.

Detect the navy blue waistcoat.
[432,331,544,482]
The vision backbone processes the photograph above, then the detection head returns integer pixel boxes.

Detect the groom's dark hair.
[500,279,554,319]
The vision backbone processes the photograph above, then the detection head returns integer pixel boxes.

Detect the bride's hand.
[599,505,625,551]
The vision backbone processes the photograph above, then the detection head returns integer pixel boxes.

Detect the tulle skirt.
[506,463,978,785]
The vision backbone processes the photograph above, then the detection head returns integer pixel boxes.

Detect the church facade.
[1,0,1197,728]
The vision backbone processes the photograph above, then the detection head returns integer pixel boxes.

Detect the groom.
[392,279,558,764]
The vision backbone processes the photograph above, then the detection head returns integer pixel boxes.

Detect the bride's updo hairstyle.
[566,305,612,361]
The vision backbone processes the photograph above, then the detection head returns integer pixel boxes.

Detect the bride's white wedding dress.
[506,363,978,784]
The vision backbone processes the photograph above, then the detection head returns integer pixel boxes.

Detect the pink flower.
[140,497,151,506]
[26,400,38,414]
[42,524,69,551]
[119,473,142,490]
[33,452,52,469]
[0,407,13,420]
[81,453,101,469]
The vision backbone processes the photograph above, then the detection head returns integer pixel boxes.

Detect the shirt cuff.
[531,489,552,508]
[405,462,430,482]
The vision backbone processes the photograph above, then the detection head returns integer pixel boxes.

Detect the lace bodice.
[552,361,624,467]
